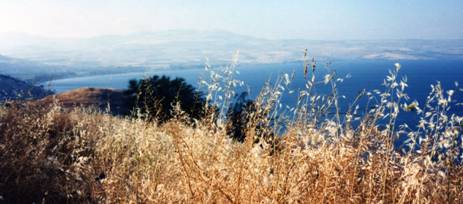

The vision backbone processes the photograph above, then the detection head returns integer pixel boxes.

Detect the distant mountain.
[0,54,77,82]
[0,54,144,83]
[0,74,53,100]
[1,30,462,69]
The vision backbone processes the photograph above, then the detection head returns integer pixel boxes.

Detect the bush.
[226,92,255,142]
[125,75,205,123]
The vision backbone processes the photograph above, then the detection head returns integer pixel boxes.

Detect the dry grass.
[34,87,131,115]
[1,60,462,203]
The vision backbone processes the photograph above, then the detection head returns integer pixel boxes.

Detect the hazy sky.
[1,0,462,40]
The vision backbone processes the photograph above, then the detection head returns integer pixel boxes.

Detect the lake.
[45,59,463,127]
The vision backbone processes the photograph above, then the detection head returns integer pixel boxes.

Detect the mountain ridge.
[1,30,462,69]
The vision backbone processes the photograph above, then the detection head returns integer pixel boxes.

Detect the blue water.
[45,59,463,127]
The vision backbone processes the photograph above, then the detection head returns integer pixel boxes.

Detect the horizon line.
[1,29,463,42]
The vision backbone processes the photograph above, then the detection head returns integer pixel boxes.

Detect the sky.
[0,0,462,40]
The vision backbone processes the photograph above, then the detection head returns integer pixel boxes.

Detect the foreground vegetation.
[1,57,462,203]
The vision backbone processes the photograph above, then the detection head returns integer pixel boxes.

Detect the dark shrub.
[125,75,205,123]
[226,92,256,142]
[226,92,277,145]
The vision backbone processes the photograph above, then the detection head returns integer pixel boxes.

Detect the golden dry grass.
[0,104,461,203]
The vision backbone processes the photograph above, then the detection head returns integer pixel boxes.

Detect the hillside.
[35,87,131,115]
[0,74,53,100]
